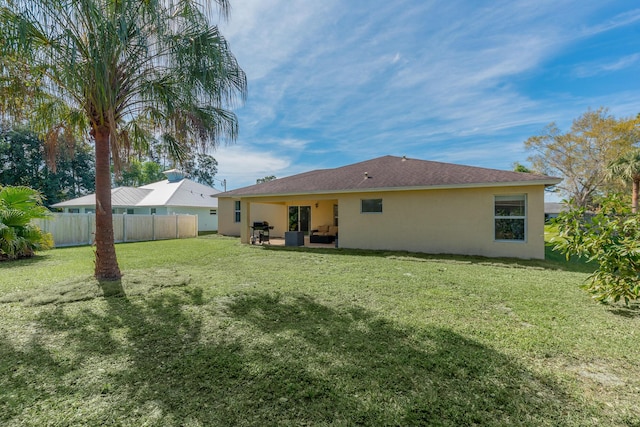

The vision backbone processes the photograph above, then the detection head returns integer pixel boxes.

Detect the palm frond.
[0,186,50,220]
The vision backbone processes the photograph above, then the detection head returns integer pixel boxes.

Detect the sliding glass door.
[288,206,311,233]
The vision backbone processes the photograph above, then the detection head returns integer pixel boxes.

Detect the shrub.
[0,185,53,260]
[552,194,640,304]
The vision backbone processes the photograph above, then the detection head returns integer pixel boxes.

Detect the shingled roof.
[219,155,561,197]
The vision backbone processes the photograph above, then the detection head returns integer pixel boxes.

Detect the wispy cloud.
[574,53,640,78]
[220,0,337,81]
[578,7,640,37]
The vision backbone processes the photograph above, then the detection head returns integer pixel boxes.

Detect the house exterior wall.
[217,198,237,235]
[59,206,216,231]
[166,207,218,232]
[218,198,286,237]
[61,206,95,214]
[221,184,547,259]
[311,201,338,228]
[336,185,546,259]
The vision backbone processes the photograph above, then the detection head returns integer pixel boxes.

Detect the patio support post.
[240,200,251,244]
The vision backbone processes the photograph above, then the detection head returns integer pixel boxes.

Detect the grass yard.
[1,235,639,426]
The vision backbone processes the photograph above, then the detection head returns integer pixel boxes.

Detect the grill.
[250,221,273,244]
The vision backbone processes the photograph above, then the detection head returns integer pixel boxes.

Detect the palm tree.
[0,0,246,279]
[607,150,640,213]
[0,185,52,260]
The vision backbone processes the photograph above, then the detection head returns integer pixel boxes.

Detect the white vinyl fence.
[33,213,198,247]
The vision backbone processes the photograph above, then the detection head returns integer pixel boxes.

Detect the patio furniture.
[285,231,305,246]
[310,225,338,243]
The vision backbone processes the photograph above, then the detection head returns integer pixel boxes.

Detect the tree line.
[523,107,640,209]
[0,126,94,207]
[0,126,222,207]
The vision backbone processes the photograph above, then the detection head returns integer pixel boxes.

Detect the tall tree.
[257,175,277,184]
[113,159,165,187]
[0,127,95,206]
[184,153,218,187]
[512,162,532,173]
[524,108,640,208]
[607,150,640,213]
[0,0,246,280]
[140,161,166,186]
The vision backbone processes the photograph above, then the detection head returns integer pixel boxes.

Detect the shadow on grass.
[606,303,640,319]
[260,242,596,274]
[1,290,594,426]
[97,279,126,298]
[542,244,596,274]
[0,252,51,267]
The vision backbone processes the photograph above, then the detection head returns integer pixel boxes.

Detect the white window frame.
[234,201,241,223]
[494,195,526,242]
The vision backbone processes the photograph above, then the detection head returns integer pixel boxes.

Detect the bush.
[552,194,640,304]
[0,185,53,260]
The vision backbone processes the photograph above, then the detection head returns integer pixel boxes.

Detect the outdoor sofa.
[310,225,338,243]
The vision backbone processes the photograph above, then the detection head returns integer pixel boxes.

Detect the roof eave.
[218,178,563,198]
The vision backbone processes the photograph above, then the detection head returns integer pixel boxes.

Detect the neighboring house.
[544,202,568,221]
[51,169,221,231]
[217,155,561,259]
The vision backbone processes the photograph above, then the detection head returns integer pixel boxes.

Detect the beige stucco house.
[217,156,561,259]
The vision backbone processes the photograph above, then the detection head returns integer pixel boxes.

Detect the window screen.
[494,195,526,241]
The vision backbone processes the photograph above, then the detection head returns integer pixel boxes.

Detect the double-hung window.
[494,195,526,241]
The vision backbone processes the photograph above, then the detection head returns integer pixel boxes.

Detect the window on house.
[210,209,217,215]
[68,208,80,213]
[150,208,157,215]
[494,195,526,241]
[127,209,134,215]
[234,201,241,223]
[361,198,382,213]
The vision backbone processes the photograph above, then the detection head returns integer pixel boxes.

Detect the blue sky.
[212,1,640,196]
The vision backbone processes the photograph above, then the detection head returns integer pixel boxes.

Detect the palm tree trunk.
[633,179,639,214]
[93,127,122,280]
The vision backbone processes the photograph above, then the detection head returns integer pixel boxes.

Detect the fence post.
[88,214,92,245]
[152,213,156,241]
[175,214,179,239]
[123,214,127,243]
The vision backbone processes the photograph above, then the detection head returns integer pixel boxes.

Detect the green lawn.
[1,235,638,426]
